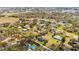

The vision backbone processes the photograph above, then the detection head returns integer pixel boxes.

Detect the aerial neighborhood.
[0,7,79,51]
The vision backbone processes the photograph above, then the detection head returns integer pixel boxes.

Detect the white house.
[53,35,62,41]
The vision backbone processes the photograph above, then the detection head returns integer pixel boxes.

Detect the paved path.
[32,40,52,51]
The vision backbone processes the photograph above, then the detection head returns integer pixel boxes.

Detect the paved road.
[32,40,52,51]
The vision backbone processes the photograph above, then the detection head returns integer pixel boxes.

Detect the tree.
[0,42,7,47]
[61,37,65,43]
[43,40,48,46]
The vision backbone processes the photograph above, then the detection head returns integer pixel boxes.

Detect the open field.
[0,17,19,24]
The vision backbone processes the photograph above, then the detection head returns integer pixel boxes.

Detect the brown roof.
[0,37,6,41]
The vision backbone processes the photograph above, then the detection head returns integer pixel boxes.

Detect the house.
[65,23,72,28]
[18,26,22,29]
[0,37,6,41]
[28,48,32,51]
[50,24,56,27]
[23,25,30,30]
[38,37,45,42]
[22,29,28,32]
[53,35,62,41]
[28,44,36,50]
[30,46,36,50]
